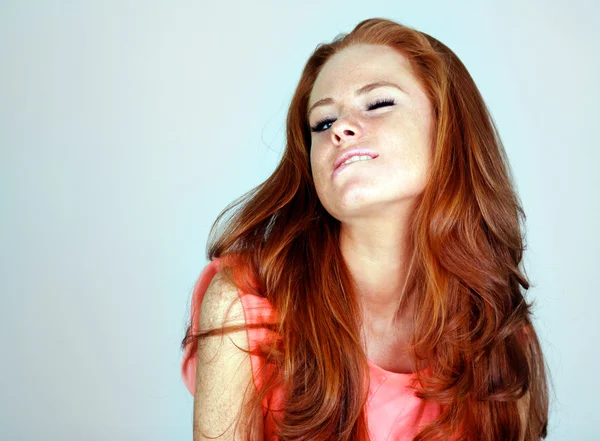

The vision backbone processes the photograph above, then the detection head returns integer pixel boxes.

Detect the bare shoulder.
[194,268,262,440]
[198,268,246,333]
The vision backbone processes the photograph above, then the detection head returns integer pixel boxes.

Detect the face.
[308,44,434,222]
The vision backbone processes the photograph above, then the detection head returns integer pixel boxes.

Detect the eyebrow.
[307,80,405,119]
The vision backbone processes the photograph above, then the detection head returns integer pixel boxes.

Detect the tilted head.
[307,43,434,224]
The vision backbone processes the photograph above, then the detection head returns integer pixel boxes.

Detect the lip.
[332,148,379,176]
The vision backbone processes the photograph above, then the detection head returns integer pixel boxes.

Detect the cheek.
[309,150,318,182]
[378,122,431,191]
[310,148,332,202]
[310,146,326,177]
[387,112,431,162]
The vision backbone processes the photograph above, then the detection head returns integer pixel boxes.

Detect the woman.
[181,17,550,441]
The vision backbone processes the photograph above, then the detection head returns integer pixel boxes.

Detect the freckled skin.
[308,43,434,221]
[307,44,435,372]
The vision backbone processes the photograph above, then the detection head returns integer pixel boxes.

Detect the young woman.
[181,17,550,441]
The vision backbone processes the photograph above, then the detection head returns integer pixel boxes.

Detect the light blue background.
[1,1,598,440]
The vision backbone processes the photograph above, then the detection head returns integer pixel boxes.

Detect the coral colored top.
[181,257,441,441]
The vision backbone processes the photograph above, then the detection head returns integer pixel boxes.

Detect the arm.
[193,270,264,441]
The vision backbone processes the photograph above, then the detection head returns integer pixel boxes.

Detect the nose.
[330,113,363,145]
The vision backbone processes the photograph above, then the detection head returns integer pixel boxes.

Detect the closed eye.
[309,98,396,133]
[366,98,396,111]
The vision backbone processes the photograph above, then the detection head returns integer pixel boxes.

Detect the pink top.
[181,257,441,440]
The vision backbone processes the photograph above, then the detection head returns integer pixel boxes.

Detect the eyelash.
[309,98,396,133]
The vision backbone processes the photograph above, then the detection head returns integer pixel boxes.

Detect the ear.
[517,389,531,441]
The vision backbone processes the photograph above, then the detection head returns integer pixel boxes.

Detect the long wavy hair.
[181,17,550,441]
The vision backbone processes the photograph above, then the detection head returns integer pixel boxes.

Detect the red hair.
[182,17,550,440]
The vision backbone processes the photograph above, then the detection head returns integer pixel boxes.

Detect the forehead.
[309,44,415,106]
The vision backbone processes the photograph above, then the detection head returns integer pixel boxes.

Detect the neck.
[339,216,414,332]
